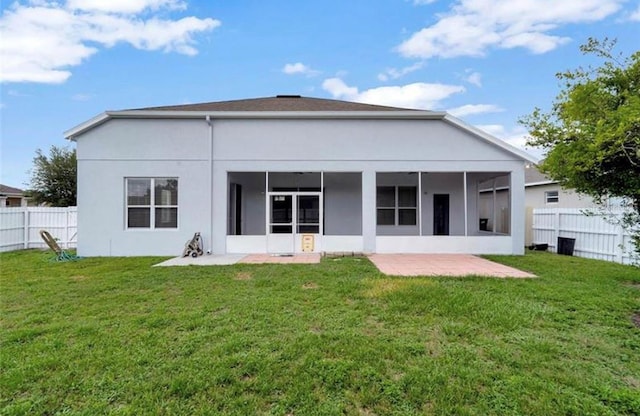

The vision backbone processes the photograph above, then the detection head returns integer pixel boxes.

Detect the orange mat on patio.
[368,254,536,278]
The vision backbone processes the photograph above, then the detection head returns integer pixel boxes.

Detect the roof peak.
[128,95,424,112]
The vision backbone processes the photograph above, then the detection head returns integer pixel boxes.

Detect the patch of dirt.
[309,325,323,334]
[624,376,640,389]
[241,374,256,383]
[626,283,640,289]
[632,312,640,329]
[211,307,229,317]
[361,316,385,336]
[391,371,405,381]
[234,271,253,280]
[69,275,89,281]
[364,278,434,298]
[302,282,319,290]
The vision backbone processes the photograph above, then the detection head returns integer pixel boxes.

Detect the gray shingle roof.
[0,184,24,195]
[525,165,553,184]
[132,95,421,112]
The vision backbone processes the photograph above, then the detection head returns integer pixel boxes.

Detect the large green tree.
[27,146,77,206]
[520,38,640,258]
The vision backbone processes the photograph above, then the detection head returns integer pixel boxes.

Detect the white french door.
[267,192,321,253]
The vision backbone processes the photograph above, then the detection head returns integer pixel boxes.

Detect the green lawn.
[1,250,639,415]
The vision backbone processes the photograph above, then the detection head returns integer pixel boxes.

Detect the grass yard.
[1,250,639,415]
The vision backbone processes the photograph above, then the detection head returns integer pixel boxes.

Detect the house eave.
[64,112,111,141]
[64,110,447,140]
[443,114,539,164]
[525,180,557,187]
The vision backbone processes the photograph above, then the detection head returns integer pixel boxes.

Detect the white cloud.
[322,78,359,98]
[447,104,503,117]
[66,0,186,14]
[322,77,465,110]
[463,71,482,87]
[282,62,320,77]
[398,0,623,59]
[462,69,482,87]
[377,61,424,81]
[0,1,220,84]
[630,4,640,20]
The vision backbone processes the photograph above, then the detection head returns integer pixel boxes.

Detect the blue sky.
[1,0,639,189]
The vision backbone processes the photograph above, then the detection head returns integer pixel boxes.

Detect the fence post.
[615,222,625,264]
[23,208,29,249]
[553,210,560,252]
[65,208,70,249]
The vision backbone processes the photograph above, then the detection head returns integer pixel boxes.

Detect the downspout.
[206,115,214,254]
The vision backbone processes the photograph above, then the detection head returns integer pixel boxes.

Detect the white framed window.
[376,186,417,226]
[126,178,178,229]
[545,190,559,204]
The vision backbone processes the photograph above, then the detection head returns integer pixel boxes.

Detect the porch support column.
[362,170,376,253]
[265,172,269,236]
[463,171,468,236]
[510,168,525,254]
[206,116,214,253]
[320,171,324,237]
[492,179,497,234]
[418,171,422,236]
[211,162,227,254]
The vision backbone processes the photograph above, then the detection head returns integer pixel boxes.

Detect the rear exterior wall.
[76,117,525,256]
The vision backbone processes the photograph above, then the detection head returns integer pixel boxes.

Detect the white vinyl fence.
[0,207,77,252]
[532,208,637,265]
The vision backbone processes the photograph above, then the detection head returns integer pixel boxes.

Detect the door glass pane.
[398,187,416,207]
[298,225,319,233]
[271,225,292,233]
[297,195,319,224]
[271,195,292,224]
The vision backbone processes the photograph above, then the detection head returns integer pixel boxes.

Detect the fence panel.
[0,208,27,252]
[0,207,77,252]
[532,208,637,265]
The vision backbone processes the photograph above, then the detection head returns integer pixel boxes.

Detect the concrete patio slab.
[154,254,247,267]
[368,254,536,278]
[240,253,322,264]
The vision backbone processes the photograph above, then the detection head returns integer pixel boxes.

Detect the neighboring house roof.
[525,165,556,187]
[64,95,538,164]
[0,184,24,196]
[132,95,418,112]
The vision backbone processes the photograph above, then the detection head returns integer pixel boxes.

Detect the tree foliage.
[520,38,640,212]
[520,38,640,261]
[28,146,77,207]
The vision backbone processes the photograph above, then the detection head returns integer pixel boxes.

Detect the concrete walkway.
[368,254,536,278]
[240,253,321,264]
[154,253,321,266]
[154,254,247,266]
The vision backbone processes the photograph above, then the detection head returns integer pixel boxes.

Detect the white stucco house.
[65,95,537,257]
